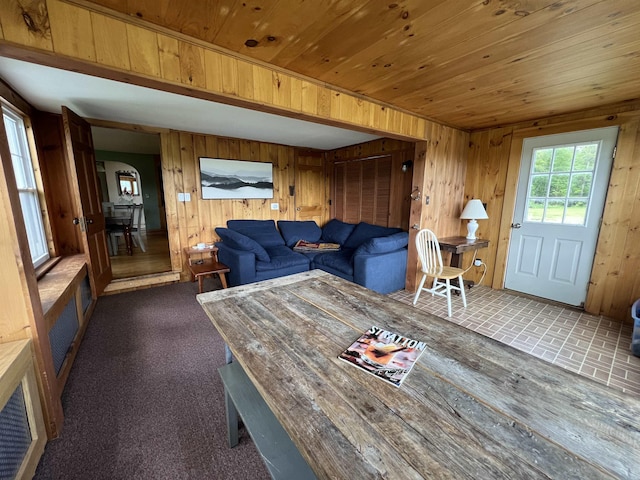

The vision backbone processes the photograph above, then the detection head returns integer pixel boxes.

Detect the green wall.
[96,150,163,231]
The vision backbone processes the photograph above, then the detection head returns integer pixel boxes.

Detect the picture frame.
[199,158,273,199]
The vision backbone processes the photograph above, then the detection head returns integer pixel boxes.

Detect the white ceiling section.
[0,57,380,151]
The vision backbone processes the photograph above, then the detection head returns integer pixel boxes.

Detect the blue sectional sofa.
[215,219,409,294]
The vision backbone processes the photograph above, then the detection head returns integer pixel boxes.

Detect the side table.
[437,236,489,290]
[184,245,230,294]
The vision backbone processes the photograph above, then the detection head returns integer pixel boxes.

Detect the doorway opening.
[92,127,171,280]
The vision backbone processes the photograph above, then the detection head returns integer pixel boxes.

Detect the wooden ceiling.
[82,0,640,131]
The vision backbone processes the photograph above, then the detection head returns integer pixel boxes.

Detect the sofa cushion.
[277,220,322,248]
[354,231,409,255]
[321,219,355,245]
[343,222,403,249]
[227,220,285,247]
[215,227,270,262]
[312,249,355,276]
[256,246,310,272]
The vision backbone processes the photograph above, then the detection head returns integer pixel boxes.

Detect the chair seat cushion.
[227,220,285,247]
[216,227,270,262]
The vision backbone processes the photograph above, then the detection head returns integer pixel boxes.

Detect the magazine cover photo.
[338,326,426,387]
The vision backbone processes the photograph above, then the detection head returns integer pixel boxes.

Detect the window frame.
[2,104,51,268]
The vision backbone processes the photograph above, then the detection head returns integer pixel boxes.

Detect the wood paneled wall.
[466,100,640,322]
[0,0,428,141]
[161,131,300,278]
[406,125,470,291]
[327,139,414,229]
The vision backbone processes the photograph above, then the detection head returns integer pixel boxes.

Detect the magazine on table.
[338,326,426,387]
[293,239,341,251]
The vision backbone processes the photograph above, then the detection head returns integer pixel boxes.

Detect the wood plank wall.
[465,100,640,322]
[161,131,300,279]
[406,125,470,291]
[0,0,428,142]
[326,139,414,229]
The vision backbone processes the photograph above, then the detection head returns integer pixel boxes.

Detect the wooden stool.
[184,245,230,293]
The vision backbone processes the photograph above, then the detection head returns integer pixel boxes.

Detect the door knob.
[511,223,522,229]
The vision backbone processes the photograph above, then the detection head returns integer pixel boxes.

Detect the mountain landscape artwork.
[199,158,273,199]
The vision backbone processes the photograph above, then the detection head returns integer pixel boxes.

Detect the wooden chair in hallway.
[413,229,467,317]
[110,204,146,253]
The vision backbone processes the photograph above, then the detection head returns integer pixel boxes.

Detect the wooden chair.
[413,229,467,317]
[110,204,146,253]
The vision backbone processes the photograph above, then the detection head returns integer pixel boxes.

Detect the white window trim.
[2,105,50,268]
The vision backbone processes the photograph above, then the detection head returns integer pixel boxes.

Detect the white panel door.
[505,127,618,306]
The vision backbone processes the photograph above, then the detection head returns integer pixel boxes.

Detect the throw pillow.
[227,220,285,247]
[277,220,322,247]
[215,227,270,262]
[343,222,403,249]
[321,219,355,245]
[354,232,409,255]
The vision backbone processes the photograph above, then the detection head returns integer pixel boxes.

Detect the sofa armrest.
[353,248,407,294]
[216,242,257,287]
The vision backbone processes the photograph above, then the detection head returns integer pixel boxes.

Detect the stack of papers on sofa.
[293,239,341,252]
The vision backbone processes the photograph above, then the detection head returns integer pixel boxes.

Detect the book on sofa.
[338,326,426,388]
[292,239,341,252]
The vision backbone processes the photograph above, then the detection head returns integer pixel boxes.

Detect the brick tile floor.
[389,286,640,395]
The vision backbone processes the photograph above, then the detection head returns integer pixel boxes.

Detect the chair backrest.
[132,204,144,231]
[415,229,444,275]
[102,202,114,215]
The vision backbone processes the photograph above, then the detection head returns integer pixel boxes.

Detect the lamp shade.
[460,199,488,220]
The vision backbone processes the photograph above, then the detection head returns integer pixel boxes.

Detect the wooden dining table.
[197,270,640,479]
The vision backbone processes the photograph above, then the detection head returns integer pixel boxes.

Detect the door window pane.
[533,148,552,173]
[529,175,549,197]
[545,199,565,223]
[569,173,592,197]
[549,174,569,197]
[565,200,588,225]
[527,199,544,221]
[574,144,597,170]
[552,147,574,171]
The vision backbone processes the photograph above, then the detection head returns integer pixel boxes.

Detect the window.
[525,141,599,225]
[2,106,49,267]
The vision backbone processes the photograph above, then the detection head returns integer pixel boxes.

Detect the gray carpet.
[34,281,270,479]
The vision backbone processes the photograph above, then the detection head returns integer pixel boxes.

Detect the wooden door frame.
[493,121,622,294]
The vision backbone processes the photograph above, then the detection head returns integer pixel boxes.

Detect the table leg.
[224,388,239,448]
[197,275,204,294]
[124,225,133,255]
[219,272,228,289]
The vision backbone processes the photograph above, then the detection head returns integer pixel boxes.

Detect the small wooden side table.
[184,245,230,294]
[437,236,489,290]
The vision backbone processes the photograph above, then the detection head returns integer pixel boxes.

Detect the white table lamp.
[460,199,488,240]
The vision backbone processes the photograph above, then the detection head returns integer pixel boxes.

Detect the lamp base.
[466,219,479,240]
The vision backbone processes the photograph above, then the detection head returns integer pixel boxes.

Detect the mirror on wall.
[116,170,139,196]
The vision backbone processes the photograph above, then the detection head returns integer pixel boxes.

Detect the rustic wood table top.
[197,270,640,479]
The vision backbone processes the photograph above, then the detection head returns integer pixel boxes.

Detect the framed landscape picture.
[199,158,273,199]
